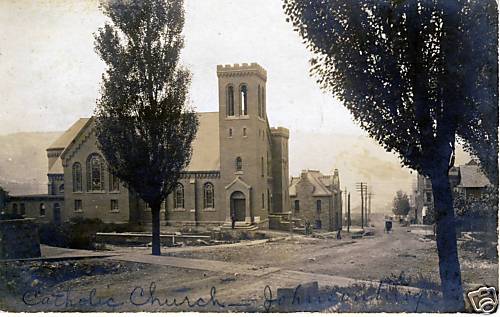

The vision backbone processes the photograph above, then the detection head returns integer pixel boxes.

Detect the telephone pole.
[364,187,368,227]
[356,182,367,229]
[368,192,374,223]
[344,187,348,218]
[347,192,351,232]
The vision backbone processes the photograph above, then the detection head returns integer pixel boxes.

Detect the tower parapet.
[270,127,290,139]
[217,63,267,81]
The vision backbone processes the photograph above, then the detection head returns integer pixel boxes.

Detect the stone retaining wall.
[0,218,41,259]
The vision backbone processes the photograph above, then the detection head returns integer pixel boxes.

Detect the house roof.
[458,164,490,188]
[51,112,220,174]
[289,170,335,197]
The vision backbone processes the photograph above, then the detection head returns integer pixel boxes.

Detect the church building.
[8,63,290,229]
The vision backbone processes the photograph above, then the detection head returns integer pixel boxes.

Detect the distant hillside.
[0,130,470,210]
[0,131,62,195]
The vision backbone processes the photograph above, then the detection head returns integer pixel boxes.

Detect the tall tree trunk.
[430,170,464,311]
[151,202,161,256]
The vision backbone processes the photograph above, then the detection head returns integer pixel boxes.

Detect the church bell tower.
[216,63,270,225]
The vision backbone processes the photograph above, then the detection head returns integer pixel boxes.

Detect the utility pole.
[347,192,351,232]
[368,192,374,223]
[356,182,367,229]
[364,186,369,227]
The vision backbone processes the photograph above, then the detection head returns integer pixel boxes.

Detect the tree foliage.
[94,0,198,255]
[283,0,498,181]
[392,190,411,216]
[283,0,498,310]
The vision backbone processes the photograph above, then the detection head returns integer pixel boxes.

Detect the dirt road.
[1,214,496,312]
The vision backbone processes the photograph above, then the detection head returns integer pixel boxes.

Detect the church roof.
[48,157,64,174]
[47,118,91,150]
[52,112,220,173]
[185,112,220,171]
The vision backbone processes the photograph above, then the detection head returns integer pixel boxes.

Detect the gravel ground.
[0,214,496,312]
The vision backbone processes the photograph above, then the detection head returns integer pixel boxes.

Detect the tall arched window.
[258,85,262,117]
[204,182,215,209]
[240,85,248,115]
[40,203,46,216]
[86,153,104,192]
[174,183,184,209]
[227,85,235,116]
[236,157,243,171]
[72,162,82,192]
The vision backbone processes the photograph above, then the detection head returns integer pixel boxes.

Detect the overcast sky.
[0,0,365,136]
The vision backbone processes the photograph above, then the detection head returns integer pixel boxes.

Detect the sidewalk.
[112,252,281,277]
[0,245,118,263]
[111,251,432,295]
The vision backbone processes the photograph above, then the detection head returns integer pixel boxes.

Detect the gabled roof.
[47,118,91,150]
[54,112,220,173]
[289,170,336,197]
[185,112,220,171]
[458,164,490,188]
[48,157,63,174]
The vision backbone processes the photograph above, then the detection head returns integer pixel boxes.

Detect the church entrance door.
[230,191,246,222]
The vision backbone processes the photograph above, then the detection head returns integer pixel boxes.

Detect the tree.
[392,190,411,216]
[94,0,198,256]
[283,0,498,310]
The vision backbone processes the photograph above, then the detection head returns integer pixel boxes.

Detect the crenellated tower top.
[217,63,267,81]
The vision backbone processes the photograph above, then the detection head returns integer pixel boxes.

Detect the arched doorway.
[230,191,246,222]
[53,203,61,224]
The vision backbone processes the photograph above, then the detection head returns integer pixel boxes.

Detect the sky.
[0,0,364,137]
[3,0,460,210]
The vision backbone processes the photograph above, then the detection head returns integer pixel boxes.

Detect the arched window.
[240,85,248,115]
[258,85,262,117]
[109,171,120,192]
[174,183,184,209]
[236,157,243,171]
[40,203,46,216]
[86,153,104,192]
[59,184,64,194]
[12,203,18,214]
[227,85,235,116]
[229,128,233,137]
[72,162,82,192]
[204,182,215,209]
